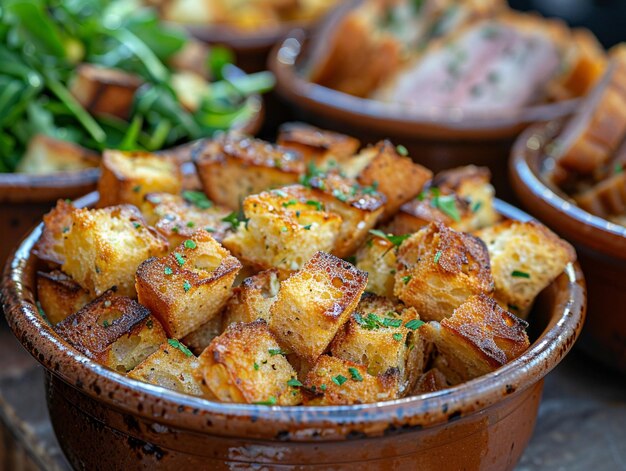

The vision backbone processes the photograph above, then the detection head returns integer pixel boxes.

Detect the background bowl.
[510,121,626,373]
[269,34,580,201]
[1,192,585,470]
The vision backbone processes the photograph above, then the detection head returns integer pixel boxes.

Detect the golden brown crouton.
[193,133,305,210]
[197,320,301,405]
[277,122,360,168]
[330,294,427,395]
[395,222,494,321]
[355,234,398,299]
[222,269,281,327]
[222,186,342,273]
[422,294,529,384]
[181,315,224,356]
[136,231,241,338]
[412,368,450,394]
[69,64,143,120]
[16,134,99,174]
[475,220,576,316]
[98,150,182,208]
[141,192,232,246]
[269,252,367,364]
[34,199,77,266]
[37,270,92,325]
[62,205,168,297]
[307,173,386,258]
[55,291,167,372]
[128,341,203,396]
[302,355,400,405]
[342,141,432,220]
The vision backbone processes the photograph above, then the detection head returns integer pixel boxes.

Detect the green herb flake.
[405,319,425,330]
[132,185,141,193]
[393,333,403,342]
[167,338,193,357]
[432,194,461,221]
[396,145,409,156]
[302,224,312,230]
[282,199,297,207]
[222,211,248,228]
[287,378,303,387]
[344,256,357,265]
[174,252,186,266]
[511,270,530,279]
[320,384,327,391]
[183,280,191,292]
[332,189,349,202]
[132,222,141,229]
[253,396,277,406]
[183,191,212,209]
[280,226,288,233]
[62,226,70,233]
[382,318,402,328]
[368,229,410,247]
[471,201,482,213]
[171,226,180,234]
[164,266,173,276]
[434,251,442,264]
[205,227,216,233]
[348,367,363,382]
[253,362,259,371]
[184,239,197,249]
[402,275,412,285]
[268,348,288,356]
[146,319,154,329]
[102,320,110,328]
[615,163,624,174]
[186,221,196,228]
[306,200,324,211]
[332,375,348,386]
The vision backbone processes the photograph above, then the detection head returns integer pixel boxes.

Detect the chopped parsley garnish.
[268,348,288,356]
[253,362,259,370]
[183,280,191,292]
[222,211,248,228]
[348,367,363,382]
[432,194,461,221]
[186,221,195,228]
[280,226,288,233]
[396,144,409,156]
[174,252,186,266]
[361,181,379,195]
[332,375,348,386]
[355,313,401,330]
[368,229,411,247]
[344,255,357,265]
[274,190,288,198]
[164,266,173,276]
[402,275,412,284]
[393,333,403,342]
[253,396,277,406]
[132,185,141,193]
[508,304,520,311]
[511,270,530,279]
[102,320,110,328]
[302,224,312,230]
[405,319,425,330]
[167,338,193,357]
[205,227,215,233]
[287,378,303,387]
[171,226,180,234]
[382,318,402,328]
[332,189,349,202]
[184,239,197,249]
[434,251,442,264]
[282,199,297,207]
[306,200,324,211]
[616,163,624,174]
[146,319,153,329]
[471,201,482,213]
[320,384,327,391]
[62,226,69,233]
[299,162,326,187]
[132,222,141,229]
[183,190,212,209]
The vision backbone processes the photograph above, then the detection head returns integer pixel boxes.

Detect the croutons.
[302,355,400,405]
[475,220,576,316]
[98,150,182,208]
[422,294,529,384]
[412,368,450,394]
[342,141,432,220]
[62,205,168,297]
[269,252,367,364]
[307,173,386,258]
[34,199,77,266]
[37,270,92,325]
[330,294,427,395]
[193,133,305,210]
[355,234,398,299]
[16,134,99,174]
[140,192,232,246]
[222,186,342,273]
[277,122,360,168]
[196,320,301,405]
[135,231,241,338]
[395,222,494,321]
[128,341,204,396]
[55,291,167,372]
[181,315,224,356]
[69,64,143,120]
[222,269,281,327]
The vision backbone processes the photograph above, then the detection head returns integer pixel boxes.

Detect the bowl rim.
[1,193,586,441]
[268,34,581,140]
[510,121,626,261]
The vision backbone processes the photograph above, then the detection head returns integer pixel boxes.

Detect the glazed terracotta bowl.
[510,121,626,373]
[0,103,263,271]
[269,34,580,201]
[2,192,585,470]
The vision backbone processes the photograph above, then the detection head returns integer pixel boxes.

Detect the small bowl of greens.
[0,0,272,265]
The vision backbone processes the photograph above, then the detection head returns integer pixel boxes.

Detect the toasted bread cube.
[395,222,494,321]
[34,199,77,266]
[475,220,576,316]
[308,174,386,257]
[37,270,92,325]
[55,291,167,372]
[136,231,241,338]
[302,355,400,405]
[98,150,182,208]
[128,342,203,396]
[181,315,224,356]
[16,134,99,174]
[277,122,360,168]
[342,141,432,220]
[269,252,367,364]
[141,192,232,246]
[355,233,398,298]
[222,269,281,327]
[193,133,305,210]
[330,294,427,395]
[62,205,168,297]
[222,186,342,273]
[197,320,301,405]
[69,64,143,120]
[422,294,529,384]
[413,368,450,394]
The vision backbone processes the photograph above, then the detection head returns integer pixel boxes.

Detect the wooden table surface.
[1,322,625,471]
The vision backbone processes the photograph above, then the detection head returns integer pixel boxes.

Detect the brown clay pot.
[268,35,580,201]
[1,192,586,470]
[510,121,626,373]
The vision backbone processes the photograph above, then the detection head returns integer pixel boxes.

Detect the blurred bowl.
[269,34,580,200]
[510,121,626,373]
[1,192,585,470]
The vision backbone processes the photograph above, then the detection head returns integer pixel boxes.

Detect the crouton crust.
[355,235,397,299]
[222,269,280,327]
[37,270,92,325]
[34,199,77,266]
[277,122,360,165]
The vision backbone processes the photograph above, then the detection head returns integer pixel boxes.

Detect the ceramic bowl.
[510,121,626,373]
[269,34,580,201]
[1,192,585,470]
